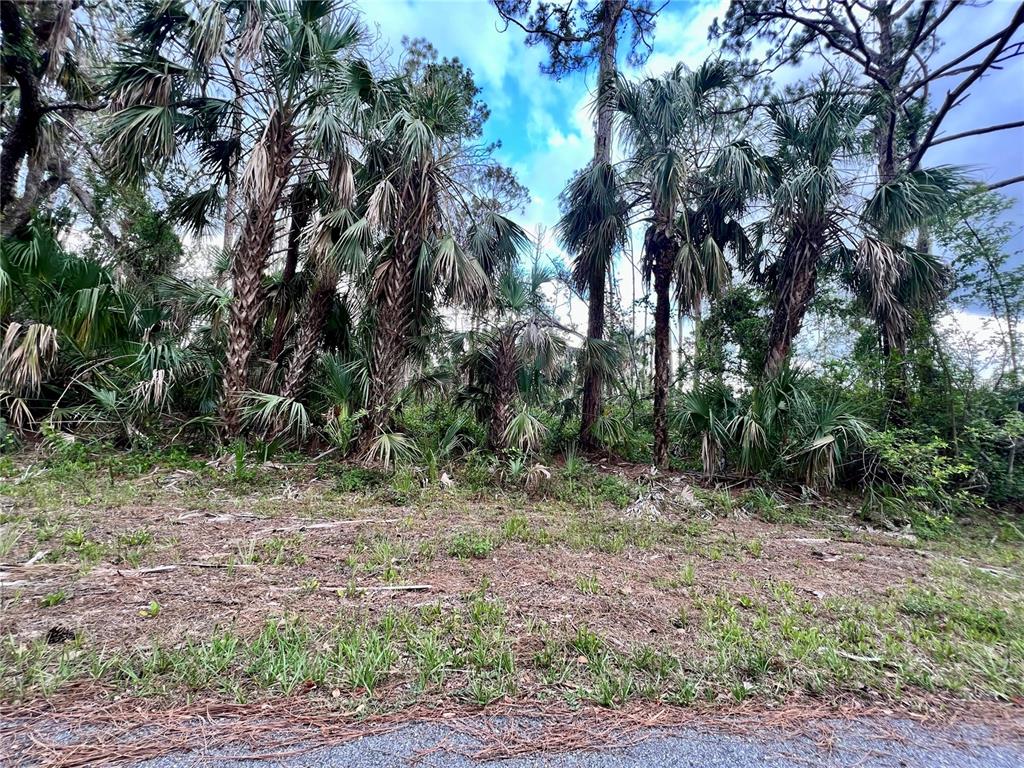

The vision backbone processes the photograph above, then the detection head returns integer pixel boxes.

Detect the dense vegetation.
[1,0,1022,532]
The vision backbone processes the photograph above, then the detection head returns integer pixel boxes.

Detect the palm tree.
[346,71,529,458]
[495,0,661,452]
[277,204,360,403]
[758,87,868,378]
[857,167,960,419]
[558,160,628,449]
[756,83,959,387]
[104,0,367,436]
[0,213,220,439]
[615,61,758,467]
[458,264,566,454]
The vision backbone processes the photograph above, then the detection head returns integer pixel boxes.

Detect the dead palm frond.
[0,323,59,396]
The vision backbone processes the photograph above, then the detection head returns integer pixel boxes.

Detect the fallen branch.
[273,583,433,594]
[23,550,49,566]
[252,518,400,536]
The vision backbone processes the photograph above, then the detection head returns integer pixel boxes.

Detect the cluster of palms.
[564,63,957,471]
[0,1,965,485]
[1,0,548,460]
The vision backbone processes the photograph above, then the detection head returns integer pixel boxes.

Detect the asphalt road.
[128,717,1022,768]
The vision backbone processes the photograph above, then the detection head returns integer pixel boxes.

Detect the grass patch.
[448,531,498,560]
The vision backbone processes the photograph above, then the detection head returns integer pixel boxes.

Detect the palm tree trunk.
[279,280,333,401]
[579,0,626,451]
[222,114,294,436]
[356,238,418,455]
[649,227,674,468]
[691,303,702,386]
[488,330,517,454]
[269,182,313,363]
[222,50,243,255]
[763,232,821,378]
[580,265,606,448]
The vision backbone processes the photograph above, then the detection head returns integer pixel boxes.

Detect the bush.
[861,429,980,534]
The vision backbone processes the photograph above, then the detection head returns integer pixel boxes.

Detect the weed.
[117,529,153,548]
[362,536,410,581]
[575,573,600,594]
[571,625,605,662]
[235,538,258,565]
[407,628,453,691]
[0,524,24,557]
[40,590,66,608]
[334,467,385,493]
[333,624,396,694]
[502,514,532,541]
[63,528,86,548]
[448,531,497,560]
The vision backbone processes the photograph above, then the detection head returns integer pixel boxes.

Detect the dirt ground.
[0,464,944,654]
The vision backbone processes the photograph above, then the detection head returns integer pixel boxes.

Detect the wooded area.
[1,1,1023,763]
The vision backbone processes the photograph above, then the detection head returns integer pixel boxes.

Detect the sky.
[359,0,1024,347]
[362,0,1022,228]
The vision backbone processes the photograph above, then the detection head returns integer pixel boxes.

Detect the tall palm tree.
[616,61,758,467]
[347,73,529,457]
[857,166,961,418]
[495,0,660,452]
[756,82,959,385]
[558,160,628,448]
[759,87,868,378]
[277,203,360,402]
[104,0,367,436]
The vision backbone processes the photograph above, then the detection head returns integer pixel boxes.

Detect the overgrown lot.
[2,448,1022,715]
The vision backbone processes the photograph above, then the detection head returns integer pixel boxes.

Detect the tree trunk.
[579,263,606,449]
[579,0,626,451]
[874,2,898,188]
[279,280,333,402]
[268,182,313,363]
[691,303,702,386]
[222,52,243,254]
[356,229,419,456]
[488,330,518,454]
[873,2,913,424]
[221,114,294,436]
[763,231,822,378]
[648,226,674,468]
[0,1,42,214]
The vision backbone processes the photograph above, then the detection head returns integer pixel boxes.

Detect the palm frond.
[503,409,548,454]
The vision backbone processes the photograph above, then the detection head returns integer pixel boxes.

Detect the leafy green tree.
[937,190,1023,384]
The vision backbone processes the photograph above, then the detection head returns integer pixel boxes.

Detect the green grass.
[0,523,26,556]
[447,531,497,559]
[575,573,600,594]
[2,451,1022,714]
[5,567,1022,708]
[39,590,67,608]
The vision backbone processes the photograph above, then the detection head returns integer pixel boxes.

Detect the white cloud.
[637,0,732,76]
